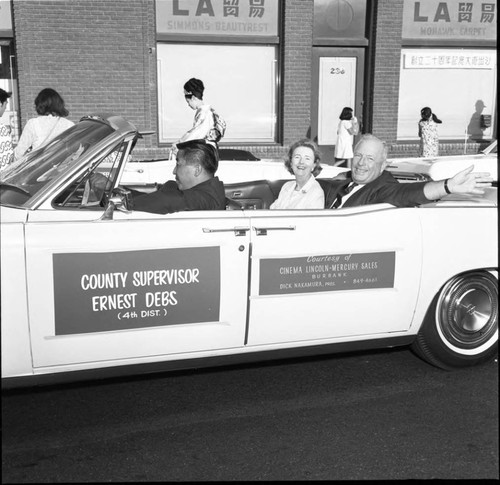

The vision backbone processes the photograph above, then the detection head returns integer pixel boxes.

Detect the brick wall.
[371,0,403,145]
[13,0,159,155]
[388,140,491,158]
[282,0,314,148]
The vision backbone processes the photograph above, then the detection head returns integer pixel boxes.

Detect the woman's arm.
[347,117,359,135]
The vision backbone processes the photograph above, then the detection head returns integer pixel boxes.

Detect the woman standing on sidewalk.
[418,106,442,158]
[334,106,359,167]
[14,88,74,160]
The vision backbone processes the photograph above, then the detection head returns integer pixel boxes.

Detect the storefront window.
[397,48,497,141]
[155,0,280,145]
[157,43,277,144]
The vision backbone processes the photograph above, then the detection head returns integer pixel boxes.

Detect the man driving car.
[92,139,226,214]
[128,139,225,214]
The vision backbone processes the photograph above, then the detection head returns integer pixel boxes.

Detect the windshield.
[0,121,114,206]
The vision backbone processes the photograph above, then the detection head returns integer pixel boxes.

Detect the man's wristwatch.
[444,179,451,194]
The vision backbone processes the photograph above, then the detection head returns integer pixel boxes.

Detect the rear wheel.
[412,270,498,370]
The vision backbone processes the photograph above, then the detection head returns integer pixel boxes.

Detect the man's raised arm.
[423,165,493,201]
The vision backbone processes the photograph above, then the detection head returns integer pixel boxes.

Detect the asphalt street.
[2,347,498,482]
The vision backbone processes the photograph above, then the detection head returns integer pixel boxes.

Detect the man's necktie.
[331,181,357,209]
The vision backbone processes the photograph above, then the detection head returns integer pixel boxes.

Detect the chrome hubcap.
[438,272,498,350]
[455,288,493,332]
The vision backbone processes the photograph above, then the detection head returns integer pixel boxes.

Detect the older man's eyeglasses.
[184,93,193,99]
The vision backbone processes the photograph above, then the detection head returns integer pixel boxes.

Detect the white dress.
[270,176,325,209]
[418,119,440,157]
[334,119,355,159]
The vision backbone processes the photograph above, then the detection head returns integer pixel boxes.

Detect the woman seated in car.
[270,138,324,209]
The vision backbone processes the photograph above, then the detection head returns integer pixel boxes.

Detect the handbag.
[209,108,226,142]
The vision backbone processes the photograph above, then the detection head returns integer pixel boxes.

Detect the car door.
[24,209,251,370]
[246,205,423,346]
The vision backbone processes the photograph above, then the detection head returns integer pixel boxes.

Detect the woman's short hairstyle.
[339,107,353,120]
[285,138,323,177]
[35,88,69,117]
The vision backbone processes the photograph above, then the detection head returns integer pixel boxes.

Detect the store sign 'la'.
[414,1,471,22]
[172,0,218,17]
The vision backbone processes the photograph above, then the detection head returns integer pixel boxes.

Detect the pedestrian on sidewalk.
[334,106,359,168]
[418,106,442,158]
[14,88,74,160]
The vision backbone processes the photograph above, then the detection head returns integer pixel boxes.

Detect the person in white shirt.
[14,88,74,160]
[270,139,325,210]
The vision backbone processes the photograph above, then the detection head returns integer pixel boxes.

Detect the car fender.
[410,206,498,333]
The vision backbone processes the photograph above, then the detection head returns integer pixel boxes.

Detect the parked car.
[1,114,497,388]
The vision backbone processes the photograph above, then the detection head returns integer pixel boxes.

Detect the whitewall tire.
[412,270,498,369]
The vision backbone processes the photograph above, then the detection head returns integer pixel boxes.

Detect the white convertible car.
[1,114,497,388]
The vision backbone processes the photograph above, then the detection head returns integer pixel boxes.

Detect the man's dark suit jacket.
[129,176,226,214]
[323,171,430,209]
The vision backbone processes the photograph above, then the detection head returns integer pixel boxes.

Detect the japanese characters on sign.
[402,0,496,41]
[53,247,221,335]
[404,51,496,69]
[259,252,396,296]
[156,0,279,36]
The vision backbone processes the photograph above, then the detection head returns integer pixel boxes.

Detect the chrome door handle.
[253,226,296,236]
[203,226,250,236]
